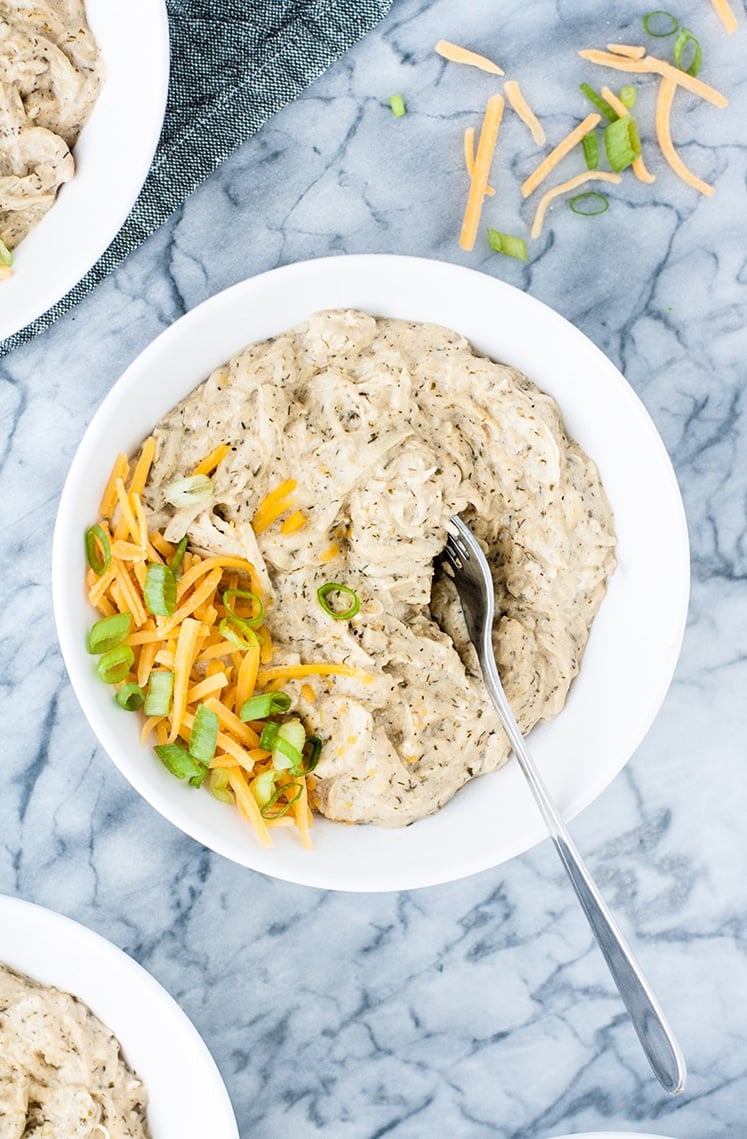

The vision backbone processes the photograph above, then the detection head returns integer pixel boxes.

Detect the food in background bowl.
[0,960,150,1137]
[0,0,104,277]
[83,309,616,846]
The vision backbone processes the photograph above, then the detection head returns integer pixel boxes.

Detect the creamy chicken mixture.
[0,962,150,1138]
[0,0,102,258]
[142,310,616,827]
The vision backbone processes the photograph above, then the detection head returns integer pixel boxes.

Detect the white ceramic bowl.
[0,0,170,341]
[0,895,238,1138]
[53,254,690,892]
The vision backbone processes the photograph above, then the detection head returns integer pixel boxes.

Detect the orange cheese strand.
[463,127,496,196]
[435,39,504,74]
[99,454,129,520]
[530,170,622,239]
[128,436,156,499]
[655,77,715,196]
[258,662,369,684]
[503,79,546,145]
[521,113,601,198]
[280,509,308,534]
[190,442,231,477]
[578,49,728,108]
[252,479,297,533]
[606,43,646,59]
[459,93,505,251]
[710,0,738,32]
[228,769,272,848]
[168,618,204,742]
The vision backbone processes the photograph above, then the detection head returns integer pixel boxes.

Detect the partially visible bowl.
[53,254,690,892]
[0,895,239,1139]
[0,0,170,341]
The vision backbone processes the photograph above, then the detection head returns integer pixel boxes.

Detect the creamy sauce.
[0,0,102,254]
[0,962,150,1138]
[143,311,616,827]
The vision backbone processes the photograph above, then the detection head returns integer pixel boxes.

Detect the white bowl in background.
[0,895,239,1138]
[0,0,170,341]
[53,254,690,892]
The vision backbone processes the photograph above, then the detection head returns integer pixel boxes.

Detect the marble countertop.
[2,0,746,1135]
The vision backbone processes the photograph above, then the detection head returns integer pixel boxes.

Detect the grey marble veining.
[2,0,747,1135]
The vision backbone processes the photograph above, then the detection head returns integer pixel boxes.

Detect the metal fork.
[441,514,686,1095]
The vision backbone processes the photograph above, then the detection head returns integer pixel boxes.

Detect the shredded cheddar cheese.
[530,170,622,239]
[606,43,647,59]
[709,0,738,33]
[521,113,601,198]
[459,93,505,251]
[503,79,546,145]
[655,76,715,196]
[463,126,496,195]
[252,478,298,533]
[435,39,504,75]
[190,442,231,477]
[578,49,728,109]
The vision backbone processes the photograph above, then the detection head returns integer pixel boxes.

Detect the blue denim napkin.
[1,0,394,357]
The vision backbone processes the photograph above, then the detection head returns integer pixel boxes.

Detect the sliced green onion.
[603,114,641,171]
[271,719,306,771]
[486,229,528,262]
[154,743,208,787]
[582,130,599,170]
[85,524,111,576]
[619,85,637,109]
[115,682,145,711]
[144,563,177,616]
[143,670,174,717]
[252,769,276,808]
[189,704,219,764]
[317,582,361,621]
[642,10,679,36]
[169,534,189,576]
[208,767,234,804]
[0,236,13,267]
[569,191,610,216]
[259,721,279,750]
[301,735,322,774]
[272,736,304,771]
[673,27,702,77]
[218,617,259,650]
[223,588,264,630]
[239,691,292,722]
[260,781,303,819]
[87,612,131,655]
[97,644,135,684]
[164,474,213,508]
[389,94,406,117]
[579,82,616,121]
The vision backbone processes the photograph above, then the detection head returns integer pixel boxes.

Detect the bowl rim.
[52,253,690,892]
[0,894,239,1138]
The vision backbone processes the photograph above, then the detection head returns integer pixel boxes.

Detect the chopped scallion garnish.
[169,534,189,576]
[143,670,174,717]
[579,82,616,121]
[252,769,276,808]
[239,691,292,722]
[164,474,214,508]
[389,94,406,117]
[87,612,131,655]
[189,704,219,764]
[115,682,145,711]
[144,563,177,616]
[642,10,679,36]
[85,524,111,576]
[673,27,702,77]
[569,191,611,216]
[0,237,12,267]
[259,721,279,751]
[619,85,637,109]
[223,588,265,629]
[260,781,303,819]
[487,229,528,261]
[218,617,259,650]
[272,735,304,771]
[317,582,361,620]
[582,130,600,170]
[603,114,641,171]
[97,644,135,684]
[208,767,234,803]
[154,743,208,787]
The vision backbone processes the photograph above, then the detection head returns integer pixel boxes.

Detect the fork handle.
[480,645,686,1095]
